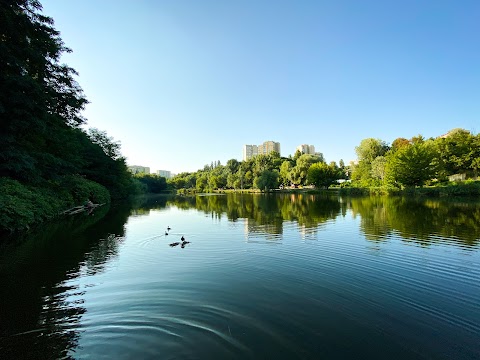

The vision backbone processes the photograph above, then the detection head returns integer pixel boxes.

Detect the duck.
[165,231,168,236]
[181,236,185,241]
[169,242,180,247]
[167,226,171,231]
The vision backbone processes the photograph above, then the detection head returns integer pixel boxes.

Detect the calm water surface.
[1,194,479,359]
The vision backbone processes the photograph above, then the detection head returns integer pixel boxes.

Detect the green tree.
[290,154,323,185]
[135,174,167,193]
[293,149,302,161]
[227,172,238,189]
[355,138,389,163]
[87,128,122,160]
[386,141,436,187]
[196,174,208,192]
[352,138,389,186]
[471,134,480,177]
[254,154,273,174]
[307,162,340,189]
[371,156,387,182]
[254,170,279,191]
[226,159,240,174]
[434,128,477,176]
[0,0,88,181]
[185,173,197,188]
[279,160,294,185]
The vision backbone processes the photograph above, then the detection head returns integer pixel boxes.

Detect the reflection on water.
[348,196,480,247]
[0,204,129,359]
[0,194,479,359]
[161,194,480,248]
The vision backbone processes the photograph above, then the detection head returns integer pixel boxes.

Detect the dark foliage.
[0,1,135,232]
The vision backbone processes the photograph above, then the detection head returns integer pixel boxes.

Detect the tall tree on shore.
[434,129,478,177]
[0,0,88,180]
[352,138,389,185]
[386,139,437,187]
[355,138,389,163]
[0,1,135,200]
[307,162,340,189]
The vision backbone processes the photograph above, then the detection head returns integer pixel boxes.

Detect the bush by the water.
[0,176,110,233]
[413,181,480,197]
[339,181,480,197]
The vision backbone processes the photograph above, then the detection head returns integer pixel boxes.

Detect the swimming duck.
[181,236,185,241]
[169,242,180,247]
[167,226,171,231]
[165,232,168,236]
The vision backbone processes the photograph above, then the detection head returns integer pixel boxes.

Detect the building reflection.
[162,193,480,248]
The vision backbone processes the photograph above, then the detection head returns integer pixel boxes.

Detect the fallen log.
[60,203,105,216]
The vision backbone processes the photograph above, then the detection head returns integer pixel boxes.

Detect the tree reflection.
[164,193,342,239]
[133,193,479,248]
[349,196,480,247]
[0,204,130,359]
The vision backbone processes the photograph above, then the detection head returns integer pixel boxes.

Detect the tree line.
[350,128,480,188]
[169,127,480,193]
[169,150,346,192]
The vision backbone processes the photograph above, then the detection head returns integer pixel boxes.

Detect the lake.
[1,193,479,359]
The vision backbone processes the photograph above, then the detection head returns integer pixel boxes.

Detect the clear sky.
[41,0,479,174]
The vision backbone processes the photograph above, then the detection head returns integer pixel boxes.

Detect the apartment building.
[243,141,280,161]
[243,145,258,161]
[296,144,316,155]
[258,141,281,155]
[157,170,172,179]
[128,165,150,174]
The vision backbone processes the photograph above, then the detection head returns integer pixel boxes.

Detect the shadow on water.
[0,203,131,359]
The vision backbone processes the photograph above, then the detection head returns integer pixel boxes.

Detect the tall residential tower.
[243,141,280,160]
[296,144,316,155]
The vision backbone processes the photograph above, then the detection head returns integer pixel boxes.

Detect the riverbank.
[176,181,480,198]
[0,176,111,234]
[338,181,480,197]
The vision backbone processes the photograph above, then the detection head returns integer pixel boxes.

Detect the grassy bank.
[174,181,480,198]
[0,175,111,233]
[338,181,480,197]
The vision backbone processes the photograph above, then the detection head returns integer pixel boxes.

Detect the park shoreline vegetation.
[168,129,480,200]
[0,1,143,234]
[174,181,480,198]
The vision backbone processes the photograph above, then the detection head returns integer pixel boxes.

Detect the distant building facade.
[258,141,281,156]
[243,141,280,161]
[243,145,258,161]
[296,144,316,155]
[128,165,150,174]
[157,170,172,179]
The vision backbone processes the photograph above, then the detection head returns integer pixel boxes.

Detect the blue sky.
[41,0,479,174]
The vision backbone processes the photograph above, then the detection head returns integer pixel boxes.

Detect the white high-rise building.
[157,170,172,179]
[258,141,281,155]
[296,144,316,155]
[243,141,280,160]
[243,145,258,161]
[128,165,150,174]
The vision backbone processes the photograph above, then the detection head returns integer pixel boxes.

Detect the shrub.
[0,176,110,233]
